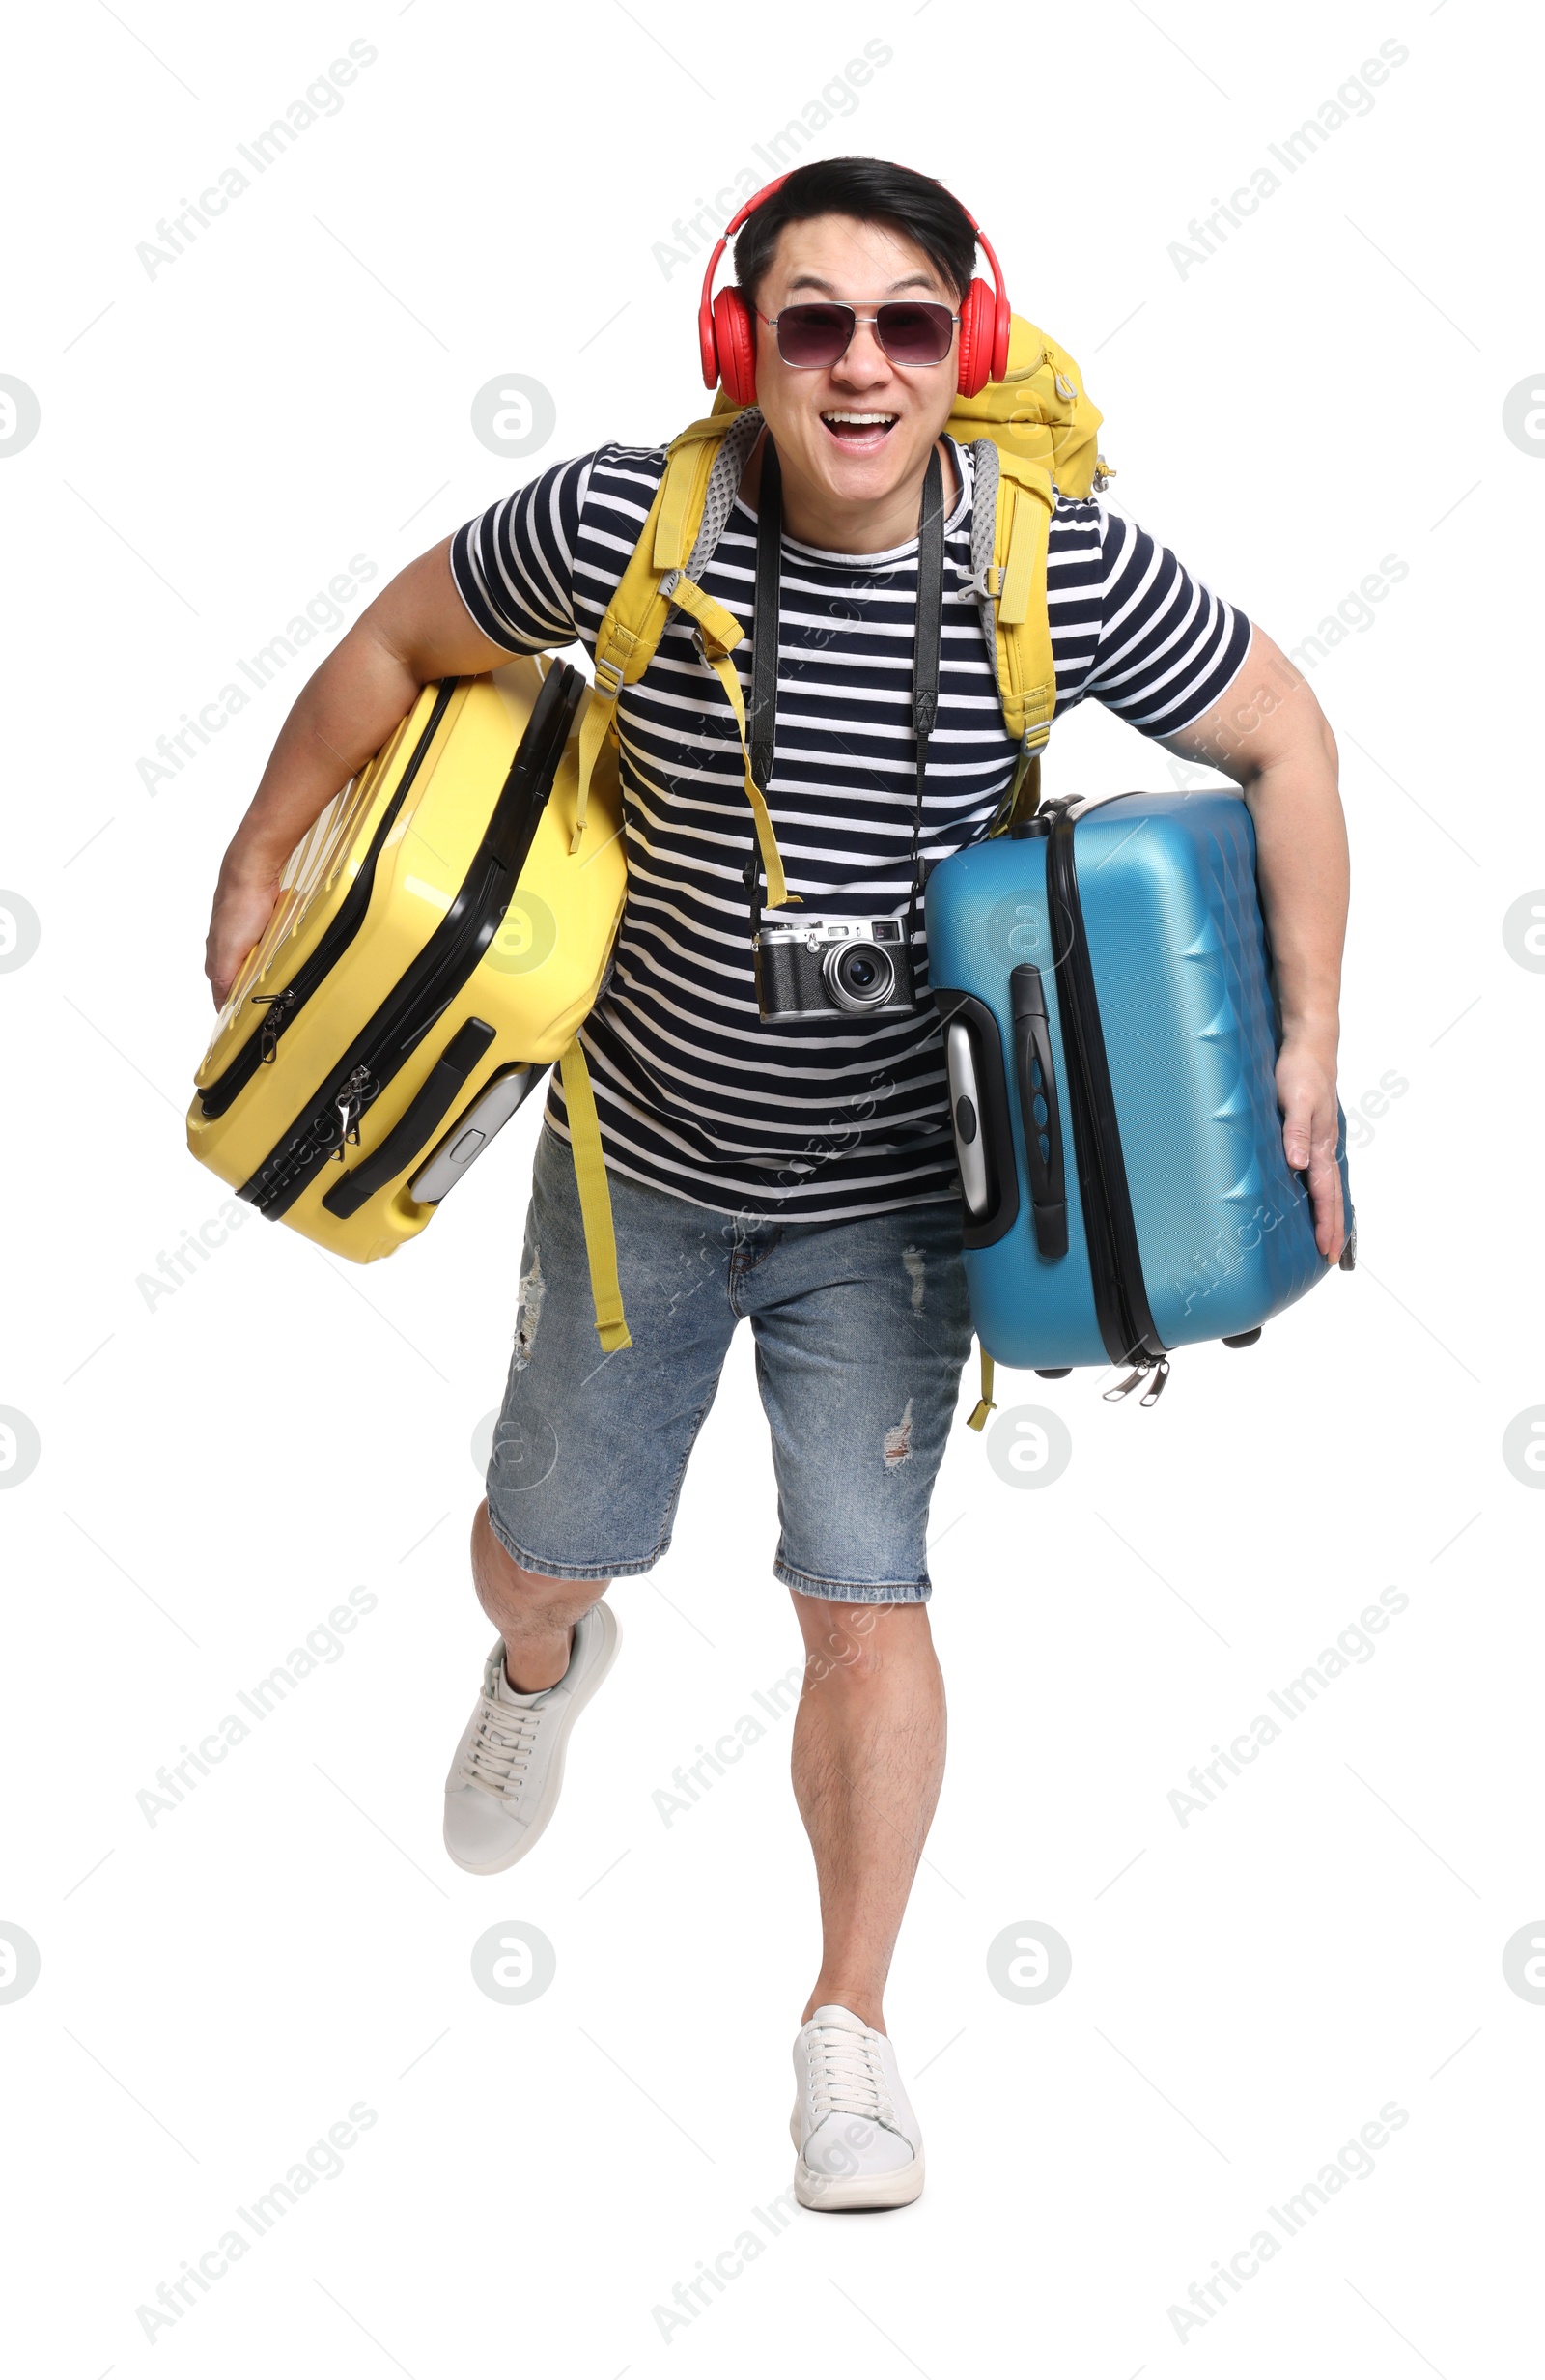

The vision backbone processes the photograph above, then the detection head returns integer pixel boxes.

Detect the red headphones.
[697,173,1012,408]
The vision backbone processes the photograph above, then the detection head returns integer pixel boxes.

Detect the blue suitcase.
[926,791,1354,1401]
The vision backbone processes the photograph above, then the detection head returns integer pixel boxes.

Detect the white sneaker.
[790,2003,925,2210]
[442,1602,619,1874]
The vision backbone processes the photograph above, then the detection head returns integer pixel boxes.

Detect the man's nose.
[829,320,891,390]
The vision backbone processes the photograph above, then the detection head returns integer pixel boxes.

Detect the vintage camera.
[754,916,915,1022]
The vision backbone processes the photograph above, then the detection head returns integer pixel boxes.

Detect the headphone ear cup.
[956,277,997,399]
[713,288,758,409]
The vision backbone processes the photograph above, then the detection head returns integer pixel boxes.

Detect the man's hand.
[206,858,285,1010]
[1276,1029,1346,1262]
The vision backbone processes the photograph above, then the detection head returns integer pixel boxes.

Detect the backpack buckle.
[593,654,625,699]
[955,562,1003,603]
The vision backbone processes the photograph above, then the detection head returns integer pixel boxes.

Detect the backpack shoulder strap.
[947,311,1112,836]
[964,439,1058,827]
[594,414,729,691]
[569,410,791,907]
[569,417,725,850]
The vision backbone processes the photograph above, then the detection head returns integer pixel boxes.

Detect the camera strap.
[744,439,784,940]
[910,445,944,952]
[744,437,947,949]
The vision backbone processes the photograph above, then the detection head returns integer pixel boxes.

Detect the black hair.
[732,157,977,310]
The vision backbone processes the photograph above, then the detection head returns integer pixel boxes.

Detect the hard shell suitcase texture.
[927,790,1354,1388]
[187,658,627,1263]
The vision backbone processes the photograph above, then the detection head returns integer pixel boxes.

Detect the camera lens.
[822,937,897,1013]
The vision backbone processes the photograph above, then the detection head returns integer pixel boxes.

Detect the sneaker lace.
[806,2023,894,2128]
[459,1689,545,1799]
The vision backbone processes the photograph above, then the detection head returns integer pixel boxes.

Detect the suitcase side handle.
[320,1016,496,1220]
[934,990,1019,1250]
[1010,963,1068,1259]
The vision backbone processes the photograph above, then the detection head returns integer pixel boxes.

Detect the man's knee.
[471,1501,608,1613]
[794,1598,927,1691]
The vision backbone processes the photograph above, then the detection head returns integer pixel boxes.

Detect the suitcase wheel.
[1221,1329,1262,1348]
[1034,1367,1073,1378]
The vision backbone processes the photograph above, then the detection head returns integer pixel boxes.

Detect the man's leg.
[473,1124,741,1680]
[445,1124,743,1873]
[788,1593,945,2034]
[740,1195,972,2054]
[470,1500,608,1692]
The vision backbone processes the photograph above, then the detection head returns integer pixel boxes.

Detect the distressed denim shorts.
[485,1126,974,1602]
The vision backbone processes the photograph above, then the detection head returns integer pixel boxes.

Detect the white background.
[2,1,1540,2372]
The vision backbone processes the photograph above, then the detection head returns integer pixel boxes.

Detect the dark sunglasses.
[758,299,959,371]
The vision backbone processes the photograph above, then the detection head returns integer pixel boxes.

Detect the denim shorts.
[485,1127,975,1602]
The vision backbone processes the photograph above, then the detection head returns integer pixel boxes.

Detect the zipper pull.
[1102,1355,1171,1405]
[334,1064,374,1158]
[251,988,297,1062]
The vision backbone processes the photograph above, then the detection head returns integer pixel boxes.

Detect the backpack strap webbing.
[967,1346,997,1432]
[661,573,793,911]
[558,1036,631,1353]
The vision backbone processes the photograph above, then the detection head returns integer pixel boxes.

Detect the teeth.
[821,411,897,425]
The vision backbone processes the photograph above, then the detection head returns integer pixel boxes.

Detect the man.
[205,157,1348,2212]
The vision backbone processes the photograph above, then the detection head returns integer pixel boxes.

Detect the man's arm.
[1156,622,1350,1262]
[204,537,515,1006]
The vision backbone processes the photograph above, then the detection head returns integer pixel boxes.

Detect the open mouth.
[820,411,899,448]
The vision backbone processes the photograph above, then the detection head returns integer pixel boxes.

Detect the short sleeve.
[449,453,595,654]
[1081,504,1252,737]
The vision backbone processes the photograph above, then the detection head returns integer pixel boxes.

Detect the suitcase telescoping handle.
[1010,963,1068,1260]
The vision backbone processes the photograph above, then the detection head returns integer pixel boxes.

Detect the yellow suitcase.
[187,659,626,1265]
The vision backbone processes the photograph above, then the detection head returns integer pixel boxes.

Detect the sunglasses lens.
[775,304,854,368]
[876,302,955,365]
[772,301,956,369]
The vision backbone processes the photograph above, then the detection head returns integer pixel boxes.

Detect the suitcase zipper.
[1043,799,1166,1376]
[1106,1354,1170,1404]
[197,679,461,1119]
[333,1063,376,1156]
[252,988,297,1063]
[238,662,585,1223]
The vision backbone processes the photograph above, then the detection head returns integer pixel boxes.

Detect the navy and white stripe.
[451,440,1250,1219]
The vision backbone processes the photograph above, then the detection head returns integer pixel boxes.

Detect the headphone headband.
[696,172,1010,396]
[696,175,788,390]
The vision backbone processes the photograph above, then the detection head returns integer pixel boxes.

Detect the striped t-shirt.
[450,437,1250,1220]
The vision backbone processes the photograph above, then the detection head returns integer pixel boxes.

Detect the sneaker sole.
[443,1600,621,1876]
[790,2107,925,2210]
